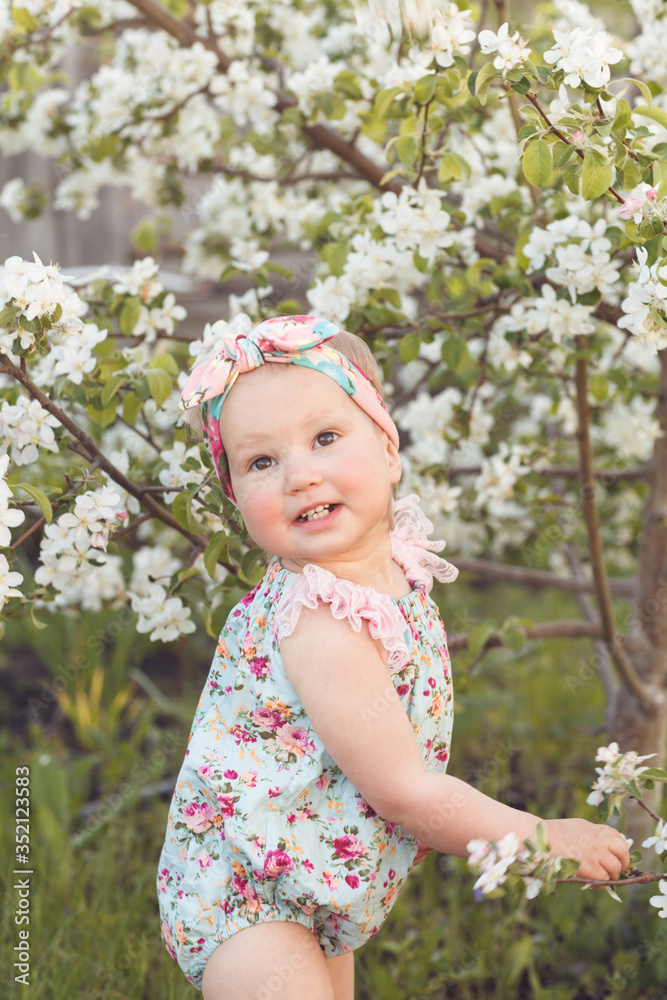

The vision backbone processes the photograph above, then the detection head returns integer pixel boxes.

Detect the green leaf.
[612,98,632,131]
[474,61,497,106]
[122,390,144,426]
[437,152,471,184]
[15,483,53,523]
[86,400,118,428]
[171,492,200,533]
[506,935,534,986]
[467,623,496,656]
[148,352,179,376]
[619,78,653,109]
[522,139,552,187]
[581,151,613,200]
[395,134,419,167]
[12,6,39,31]
[414,73,437,105]
[30,604,48,630]
[100,373,126,407]
[399,332,421,363]
[240,547,266,584]
[204,531,229,579]
[552,140,575,167]
[634,104,667,130]
[441,335,467,371]
[589,374,609,401]
[146,368,173,408]
[119,296,142,335]
[640,768,667,783]
[373,86,403,119]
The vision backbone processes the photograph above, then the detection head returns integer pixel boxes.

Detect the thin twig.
[574,335,653,712]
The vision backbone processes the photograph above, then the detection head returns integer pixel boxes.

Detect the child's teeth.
[300,504,332,521]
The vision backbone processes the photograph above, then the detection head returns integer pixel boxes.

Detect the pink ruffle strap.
[273,563,410,673]
[390,494,458,591]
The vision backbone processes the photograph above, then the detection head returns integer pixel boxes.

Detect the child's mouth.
[296,503,339,523]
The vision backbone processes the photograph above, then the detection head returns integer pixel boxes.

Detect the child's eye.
[315,431,337,448]
[250,456,274,472]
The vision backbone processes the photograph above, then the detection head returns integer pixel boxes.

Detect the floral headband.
[179,314,400,504]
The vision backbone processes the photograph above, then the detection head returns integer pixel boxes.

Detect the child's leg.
[326,951,355,1000]
[202,921,337,1000]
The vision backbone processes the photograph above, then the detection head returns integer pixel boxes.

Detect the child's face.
[219,365,401,568]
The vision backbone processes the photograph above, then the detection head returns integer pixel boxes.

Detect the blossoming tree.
[1,0,667,864]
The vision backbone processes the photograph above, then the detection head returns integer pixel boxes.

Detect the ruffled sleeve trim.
[272,563,410,673]
[390,494,458,591]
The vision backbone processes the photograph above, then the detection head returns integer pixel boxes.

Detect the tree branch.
[453,556,636,598]
[636,349,667,652]
[0,352,208,551]
[447,618,609,653]
[574,335,653,712]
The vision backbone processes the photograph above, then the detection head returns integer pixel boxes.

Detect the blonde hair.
[181,328,387,440]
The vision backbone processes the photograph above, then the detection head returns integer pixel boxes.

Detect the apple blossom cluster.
[618,246,667,354]
[129,585,197,643]
[586,741,656,807]
[478,23,531,76]
[543,26,624,89]
[466,827,574,901]
[429,4,476,68]
[522,217,621,301]
[0,396,60,466]
[0,253,84,355]
[467,746,667,911]
[35,488,128,612]
[627,0,667,83]
[0,454,25,548]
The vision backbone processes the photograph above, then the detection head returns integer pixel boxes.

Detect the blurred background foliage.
[3,576,666,999]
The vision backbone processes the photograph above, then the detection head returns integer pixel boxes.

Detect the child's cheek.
[239,484,282,546]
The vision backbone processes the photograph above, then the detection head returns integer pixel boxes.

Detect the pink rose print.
[252,706,281,729]
[345,874,360,889]
[182,800,216,833]
[158,867,169,894]
[229,724,256,744]
[275,724,315,757]
[396,683,409,696]
[242,770,257,787]
[333,834,366,859]
[224,769,238,779]
[161,919,177,962]
[316,772,330,791]
[249,656,270,679]
[264,850,295,879]
[196,851,213,869]
[216,794,235,818]
[196,764,214,780]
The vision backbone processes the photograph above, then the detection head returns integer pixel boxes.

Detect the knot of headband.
[179,314,399,504]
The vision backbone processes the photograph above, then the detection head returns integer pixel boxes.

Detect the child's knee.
[202,922,331,1000]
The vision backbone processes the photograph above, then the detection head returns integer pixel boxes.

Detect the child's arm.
[280,606,629,881]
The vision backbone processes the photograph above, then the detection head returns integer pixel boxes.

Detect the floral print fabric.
[157,550,454,990]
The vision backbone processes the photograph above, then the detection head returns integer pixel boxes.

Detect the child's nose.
[284,455,323,493]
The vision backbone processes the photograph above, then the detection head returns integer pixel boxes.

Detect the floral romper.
[157,495,458,990]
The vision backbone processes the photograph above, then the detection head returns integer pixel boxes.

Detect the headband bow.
[180,314,399,504]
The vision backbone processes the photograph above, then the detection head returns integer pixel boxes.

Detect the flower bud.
[572,130,585,145]
[619,197,642,220]
[646,188,658,201]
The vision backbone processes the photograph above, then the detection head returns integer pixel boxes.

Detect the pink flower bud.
[572,130,585,145]
[116,510,128,521]
[91,533,109,551]
[619,197,643,220]
[646,187,658,201]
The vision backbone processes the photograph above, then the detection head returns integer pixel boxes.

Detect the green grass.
[2,581,666,999]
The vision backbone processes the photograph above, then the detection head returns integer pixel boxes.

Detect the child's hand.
[543,818,630,881]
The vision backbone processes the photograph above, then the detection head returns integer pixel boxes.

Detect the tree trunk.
[612,348,667,845]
